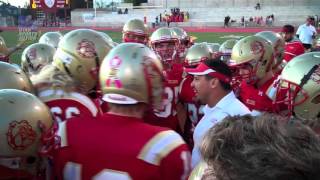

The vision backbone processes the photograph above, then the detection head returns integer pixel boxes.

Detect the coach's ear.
[209,77,219,89]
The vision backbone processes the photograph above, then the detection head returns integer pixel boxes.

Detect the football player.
[51,43,191,180]
[148,27,184,132]
[0,89,54,179]
[21,42,56,76]
[38,31,63,49]
[207,42,221,59]
[171,27,192,61]
[122,18,149,45]
[255,31,285,74]
[32,29,113,123]
[281,25,305,61]
[267,52,320,120]
[219,39,238,63]
[179,42,212,147]
[229,35,276,115]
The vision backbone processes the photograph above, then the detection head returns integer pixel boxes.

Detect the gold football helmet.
[206,43,221,59]
[229,35,274,82]
[0,89,53,175]
[53,29,113,94]
[171,27,190,58]
[98,31,118,47]
[270,52,320,120]
[99,43,163,109]
[122,19,149,45]
[21,43,56,75]
[38,31,63,49]
[185,42,211,67]
[150,27,179,63]
[0,61,34,93]
[255,31,285,68]
[219,39,238,63]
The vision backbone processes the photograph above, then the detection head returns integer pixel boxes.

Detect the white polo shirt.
[191,91,251,167]
[296,23,317,45]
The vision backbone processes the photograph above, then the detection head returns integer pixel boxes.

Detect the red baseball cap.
[185,62,231,83]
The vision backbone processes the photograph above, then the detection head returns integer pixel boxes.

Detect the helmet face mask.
[153,40,178,63]
[123,31,148,44]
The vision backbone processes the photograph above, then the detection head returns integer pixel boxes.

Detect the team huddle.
[0,18,320,179]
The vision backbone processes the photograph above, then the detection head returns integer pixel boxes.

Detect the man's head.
[282,24,295,42]
[307,16,315,26]
[200,113,320,180]
[185,59,232,106]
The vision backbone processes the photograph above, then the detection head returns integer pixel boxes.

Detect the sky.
[7,0,29,8]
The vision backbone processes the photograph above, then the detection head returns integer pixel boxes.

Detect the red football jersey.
[38,89,101,123]
[284,41,305,62]
[145,64,184,132]
[53,113,191,180]
[179,75,204,146]
[238,76,277,113]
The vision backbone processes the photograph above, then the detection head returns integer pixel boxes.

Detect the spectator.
[198,114,320,180]
[185,59,251,168]
[124,8,128,14]
[224,16,230,28]
[281,24,305,62]
[255,2,261,10]
[296,16,317,51]
[159,13,162,22]
[241,16,245,26]
[118,8,122,14]
[155,16,159,25]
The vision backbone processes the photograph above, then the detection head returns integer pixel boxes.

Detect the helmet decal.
[106,56,123,88]
[7,120,37,151]
[76,39,96,58]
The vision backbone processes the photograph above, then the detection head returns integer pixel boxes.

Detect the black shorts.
[302,43,312,49]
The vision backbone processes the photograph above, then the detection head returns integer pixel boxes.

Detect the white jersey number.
[51,107,80,123]
[155,86,179,118]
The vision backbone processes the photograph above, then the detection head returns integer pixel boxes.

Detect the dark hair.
[282,24,295,33]
[200,113,320,180]
[204,59,232,91]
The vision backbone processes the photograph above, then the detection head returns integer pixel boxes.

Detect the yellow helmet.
[219,39,238,63]
[171,27,191,57]
[0,89,53,175]
[206,43,221,59]
[255,31,285,68]
[185,42,211,67]
[21,43,56,75]
[229,35,274,82]
[122,19,149,44]
[38,31,63,49]
[53,29,113,94]
[0,61,34,93]
[150,27,179,63]
[271,52,320,120]
[99,43,163,109]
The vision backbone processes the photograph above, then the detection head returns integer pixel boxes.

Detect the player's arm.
[160,144,191,180]
[177,79,188,133]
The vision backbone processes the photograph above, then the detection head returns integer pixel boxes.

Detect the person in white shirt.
[296,17,317,51]
[185,59,251,168]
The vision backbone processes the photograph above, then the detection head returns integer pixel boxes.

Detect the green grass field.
[1,30,253,64]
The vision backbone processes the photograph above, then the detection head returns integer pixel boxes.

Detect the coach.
[296,16,317,51]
